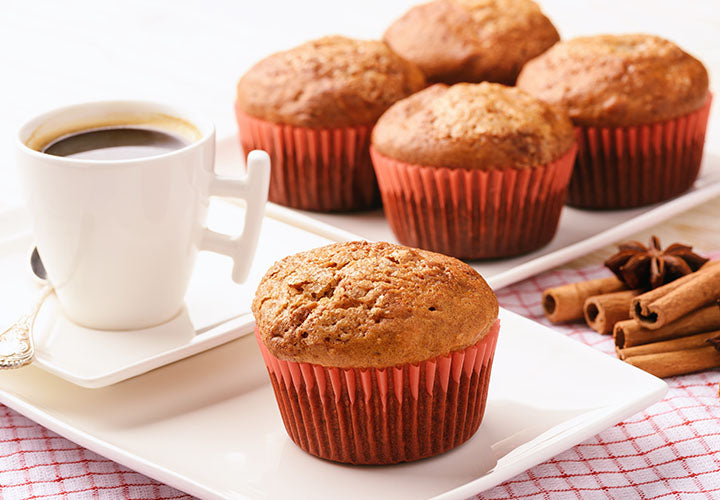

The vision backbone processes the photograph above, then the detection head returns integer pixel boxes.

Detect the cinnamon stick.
[618,330,720,359]
[584,290,641,334]
[632,262,720,330]
[542,276,626,323]
[631,260,720,307]
[624,346,720,378]
[614,305,720,348]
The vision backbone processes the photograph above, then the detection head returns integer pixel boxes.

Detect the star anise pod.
[604,235,709,290]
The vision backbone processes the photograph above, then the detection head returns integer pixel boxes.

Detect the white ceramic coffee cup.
[16,100,270,330]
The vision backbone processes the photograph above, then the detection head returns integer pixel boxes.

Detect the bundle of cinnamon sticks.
[543,261,720,378]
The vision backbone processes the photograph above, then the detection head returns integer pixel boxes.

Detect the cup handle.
[201,150,271,284]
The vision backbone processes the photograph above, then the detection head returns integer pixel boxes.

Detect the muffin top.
[372,82,575,169]
[517,34,710,127]
[236,35,426,128]
[384,0,559,85]
[252,241,498,368]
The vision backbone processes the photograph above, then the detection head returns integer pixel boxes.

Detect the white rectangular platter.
[0,308,667,499]
[216,135,720,290]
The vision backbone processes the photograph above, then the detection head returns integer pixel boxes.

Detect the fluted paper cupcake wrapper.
[371,146,577,259]
[235,105,381,212]
[256,319,500,465]
[568,95,712,209]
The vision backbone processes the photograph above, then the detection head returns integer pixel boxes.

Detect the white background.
[1,0,718,207]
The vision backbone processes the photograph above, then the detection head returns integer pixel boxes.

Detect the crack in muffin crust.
[252,241,498,368]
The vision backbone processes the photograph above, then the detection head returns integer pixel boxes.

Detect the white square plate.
[215,135,720,289]
[0,308,667,499]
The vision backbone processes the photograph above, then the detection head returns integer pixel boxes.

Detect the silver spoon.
[30,246,49,283]
[0,247,52,369]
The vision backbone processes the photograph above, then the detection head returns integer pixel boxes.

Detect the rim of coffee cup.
[16,100,215,167]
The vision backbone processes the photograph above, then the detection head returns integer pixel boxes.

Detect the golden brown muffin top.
[371,82,575,169]
[236,35,426,128]
[383,0,559,85]
[517,34,710,127]
[252,241,498,368]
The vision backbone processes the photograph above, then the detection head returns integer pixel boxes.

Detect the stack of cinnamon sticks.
[543,261,720,378]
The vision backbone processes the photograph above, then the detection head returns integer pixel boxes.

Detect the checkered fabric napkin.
[1,260,719,499]
[484,257,720,500]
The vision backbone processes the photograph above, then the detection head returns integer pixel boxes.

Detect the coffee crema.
[26,112,202,159]
[43,127,189,160]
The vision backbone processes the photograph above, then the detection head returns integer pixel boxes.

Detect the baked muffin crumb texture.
[384,0,559,84]
[236,35,426,128]
[252,241,498,368]
[517,34,710,127]
[372,82,575,169]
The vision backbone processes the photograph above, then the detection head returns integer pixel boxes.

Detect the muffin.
[517,34,712,209]
[252,241,500,464]
[235,35,426,212]
[371,82,577,259]
[384,0,559,85]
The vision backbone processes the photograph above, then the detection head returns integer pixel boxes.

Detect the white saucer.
[0,201,341,388]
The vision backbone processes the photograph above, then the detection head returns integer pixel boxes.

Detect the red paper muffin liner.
[256,319,500,465]
[370,146,577,259]
[235,105,381,212]
[568,95,712,209]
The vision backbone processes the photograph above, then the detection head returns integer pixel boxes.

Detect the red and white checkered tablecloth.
[1,260,719,500]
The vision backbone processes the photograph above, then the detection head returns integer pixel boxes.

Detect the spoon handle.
[0,285,52,369]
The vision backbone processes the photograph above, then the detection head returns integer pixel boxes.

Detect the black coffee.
[42,127,189,160]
